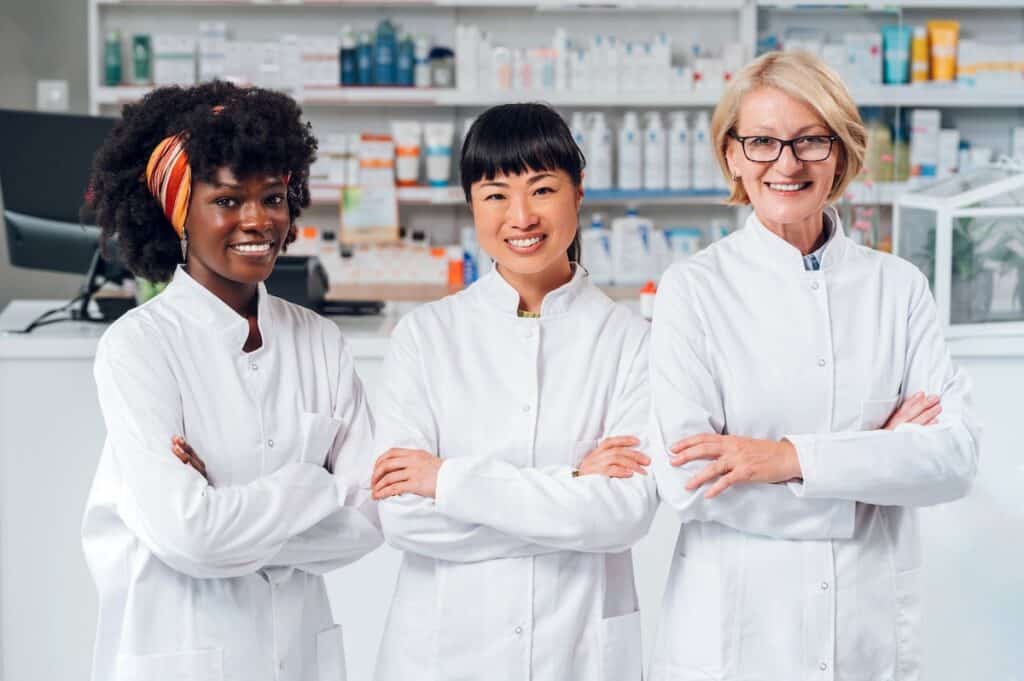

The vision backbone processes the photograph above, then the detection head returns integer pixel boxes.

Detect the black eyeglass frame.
[728,130,840,163]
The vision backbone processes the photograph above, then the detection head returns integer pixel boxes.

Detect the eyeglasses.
[729,131,839,163]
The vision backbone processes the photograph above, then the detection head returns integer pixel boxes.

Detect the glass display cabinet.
[895,162,1024,337]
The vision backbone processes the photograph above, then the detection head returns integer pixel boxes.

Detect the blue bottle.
[396,33,415,86]
[356,31,373,86]
[339,28,357,86]
[374,19,397,86]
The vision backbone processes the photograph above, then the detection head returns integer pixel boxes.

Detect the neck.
[498,258,574,314]
[757,210,828,255]
[184,262,259,318]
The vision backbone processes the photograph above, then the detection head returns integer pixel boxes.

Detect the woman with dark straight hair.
[369,103,656,681]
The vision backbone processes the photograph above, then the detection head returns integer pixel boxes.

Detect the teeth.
[232,242,272,253]
[769,183,807,192]
[508,236,543,248]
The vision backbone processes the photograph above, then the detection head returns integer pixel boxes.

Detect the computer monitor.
[0,108,118,275]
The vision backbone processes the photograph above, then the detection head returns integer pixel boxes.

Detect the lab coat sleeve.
[376,318,559,563]
[433,332,658,553]
[94,323,343,579]
[650,267,856,540]
[267,334,383,574]
[786,272,980,506]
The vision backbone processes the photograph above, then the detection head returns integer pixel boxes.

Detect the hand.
[577,436,650,478]
[670,434,800,499]
[371,448,442,500]
[171,436,207,480]
[883,391,942,429]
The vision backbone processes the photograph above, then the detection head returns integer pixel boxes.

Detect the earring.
[180,229,189,261]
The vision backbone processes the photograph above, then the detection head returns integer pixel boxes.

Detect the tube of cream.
[424,121,455,187]
[391,120,422,186]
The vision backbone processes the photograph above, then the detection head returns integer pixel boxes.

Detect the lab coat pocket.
[859,396,900,430]
[599,610,643,681]
[115,648,223,681]
[299,412,344,468]
[316,624,348,681]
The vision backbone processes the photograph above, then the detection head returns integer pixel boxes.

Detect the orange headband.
[145,133,191,238]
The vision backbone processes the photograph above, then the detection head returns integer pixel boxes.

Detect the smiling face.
[470,167,582,281]
[726,86,842,235]
[183,166,292,302]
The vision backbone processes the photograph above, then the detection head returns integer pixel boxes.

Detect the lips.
[766,181,812,193]
[505,233,547,254]
[228,240,275,256]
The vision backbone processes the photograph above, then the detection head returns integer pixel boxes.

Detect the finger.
[671,443,722,466]
[910,403,942,425]
[375,482,410,499]
[178,439,197,458]
[685,459,729,491]
[924,417,938,426]
[704,471,741,499]
[372,456,411,485]
[189,453,207,474]
[373,470,411,494]
[670,433,716,454]
[604,447,651,466]
[605,464,634,479]
[171,444,190,464]
[608,453,648,475]
[599,436,641,450]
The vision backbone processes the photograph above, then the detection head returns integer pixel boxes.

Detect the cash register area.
[2,2,1024,680]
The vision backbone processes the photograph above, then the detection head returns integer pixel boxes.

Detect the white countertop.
[3,299,1023,360]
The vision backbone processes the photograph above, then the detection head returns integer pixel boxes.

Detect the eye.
[483,192,505,201]
[264,193,286,207]
[749,136,777,148]
[533,186,555,196]
[214,196,238,208]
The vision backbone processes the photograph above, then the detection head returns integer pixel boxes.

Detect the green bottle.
[104,30,122,86]
[132,34,151,84]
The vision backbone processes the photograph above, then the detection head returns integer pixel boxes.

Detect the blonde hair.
[711,50,867,205]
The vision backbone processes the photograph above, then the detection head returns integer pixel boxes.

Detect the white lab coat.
[648,210,980,681]
[373,266,657,681]
[83,267,382,681]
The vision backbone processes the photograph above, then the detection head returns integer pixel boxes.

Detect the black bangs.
[460,103,585,201]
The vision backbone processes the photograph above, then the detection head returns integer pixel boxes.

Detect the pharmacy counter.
[1,299,1022,681]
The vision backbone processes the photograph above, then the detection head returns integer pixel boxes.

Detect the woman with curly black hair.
[81,81,381,681]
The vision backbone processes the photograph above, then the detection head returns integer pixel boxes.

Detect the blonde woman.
[648,51,980,681]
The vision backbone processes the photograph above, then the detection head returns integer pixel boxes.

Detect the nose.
[504,192,539,231]
[773,143,804,175]
[239,199,269,228]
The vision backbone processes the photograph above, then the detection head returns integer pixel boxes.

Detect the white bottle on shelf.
[611,207,656,286]
[643,112,667,191]
[587,112,614,191]
[668,111,692,190]
[617,111,642,191]
[571,112,589,187]
[692,110,716,191]
[553,28,569,92]
[581,212,614,285]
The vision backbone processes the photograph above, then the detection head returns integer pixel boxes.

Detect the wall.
[0,0,90,310]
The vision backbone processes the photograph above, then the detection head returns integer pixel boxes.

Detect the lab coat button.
[820,581,830,590]
[514,626,523,635]
[811,281,820,290]
[817,358,826,367]
[267,439,275,448]
[819,662,829,671]
[250,362,258,371]
[524,328,535,338]
[522,404,531,413]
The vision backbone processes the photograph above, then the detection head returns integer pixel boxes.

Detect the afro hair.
[87,81,318,282]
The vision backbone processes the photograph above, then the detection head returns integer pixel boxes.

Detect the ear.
[575,173,585,207]
[724,143,741,179]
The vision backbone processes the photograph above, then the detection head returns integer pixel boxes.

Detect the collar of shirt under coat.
[161,265,275,350]
[473,262,588,318]
[746,205,848,274]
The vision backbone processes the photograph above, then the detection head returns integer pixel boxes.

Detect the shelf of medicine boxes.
[92,85,729,109]
[308,185,731,207]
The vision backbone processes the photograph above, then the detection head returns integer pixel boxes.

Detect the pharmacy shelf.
[849,85,1024,108]
[759,0,1024,9]
[309,185,730,207]
[96,0,746,9]
[94,85,726,109]
[844,180,910,205]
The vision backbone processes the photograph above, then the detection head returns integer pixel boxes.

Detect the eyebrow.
[212,178,284,189]
[477,173,556,189]
[746,124,830,136]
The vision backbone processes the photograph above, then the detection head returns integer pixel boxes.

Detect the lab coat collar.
[163,265,274,350]
[474,263,588,317]
[746,206,849,273]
